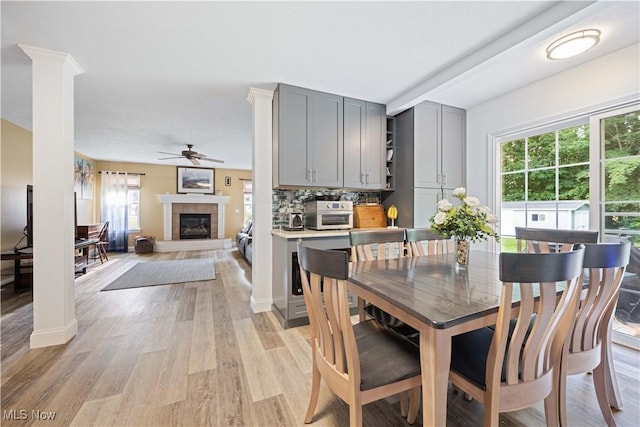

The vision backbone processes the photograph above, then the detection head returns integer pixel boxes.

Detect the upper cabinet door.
[343,98,366,188]
[364,101,386,189]
[413,101,441,188]
[275,84,313,186]
[441,106,466,189]
[343,99,386,189]
[309,91,343,187]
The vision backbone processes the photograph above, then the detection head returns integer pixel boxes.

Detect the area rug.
[102,258,215,291]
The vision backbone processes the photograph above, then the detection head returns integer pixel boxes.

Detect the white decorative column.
[20,45,84,348]
[247,88,274,313]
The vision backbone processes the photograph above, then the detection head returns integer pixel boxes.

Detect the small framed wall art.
[177,167,215,194]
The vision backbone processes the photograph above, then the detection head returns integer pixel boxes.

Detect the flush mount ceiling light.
[546,29,601,60]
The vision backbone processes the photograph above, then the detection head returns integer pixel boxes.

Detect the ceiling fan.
[157,144,224,166]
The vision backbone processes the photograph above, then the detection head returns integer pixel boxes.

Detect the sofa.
[236,220,253,265]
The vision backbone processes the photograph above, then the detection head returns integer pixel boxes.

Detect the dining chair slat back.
[96,221,110,263]
[558,240,631,427]
[349,229,406,262]
[297,243,422,427]
[515,227,598,253]
[449,247,585,427]
[349,229,417,338]
[405,228,453,257]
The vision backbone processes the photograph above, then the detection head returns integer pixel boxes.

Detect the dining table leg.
[420,326,451,427]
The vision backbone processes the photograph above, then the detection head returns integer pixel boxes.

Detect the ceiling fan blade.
[158,156,184,160]
[200,157,225,164]
[157,151,182,156]
[190,158,201,166]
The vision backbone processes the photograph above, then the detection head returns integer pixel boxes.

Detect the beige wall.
[1,118,251,255]
[95,161,251,244]
[1,119,33,253]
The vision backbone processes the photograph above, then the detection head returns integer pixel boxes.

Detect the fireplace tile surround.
[173,205,216,240]
[157,194,231,251]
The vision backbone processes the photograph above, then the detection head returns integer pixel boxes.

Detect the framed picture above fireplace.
[177,167,215,194]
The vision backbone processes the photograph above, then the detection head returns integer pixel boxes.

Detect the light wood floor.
[1,249,639,426]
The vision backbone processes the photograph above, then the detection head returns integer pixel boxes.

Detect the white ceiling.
[2,1,639,171]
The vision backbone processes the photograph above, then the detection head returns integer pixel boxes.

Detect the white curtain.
[100,171,129,252]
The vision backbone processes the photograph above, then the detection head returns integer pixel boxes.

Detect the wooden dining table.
[347,250,621,426]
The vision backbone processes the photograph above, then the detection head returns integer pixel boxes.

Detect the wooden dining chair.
[349,229,413,333]
[515,226,598,253]
[558,240,631,427]
[96,221,109,263]
[297,243,422,427]
[349,229,407,262]
[405,228,453,257]
[448,247,585,427]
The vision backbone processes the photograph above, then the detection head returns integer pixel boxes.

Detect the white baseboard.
[250,295,273,313]
[30,319,78,348]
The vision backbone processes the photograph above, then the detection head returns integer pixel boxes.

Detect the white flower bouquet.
[429,187,499,243]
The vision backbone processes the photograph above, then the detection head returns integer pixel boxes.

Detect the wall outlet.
[234,208,240,214]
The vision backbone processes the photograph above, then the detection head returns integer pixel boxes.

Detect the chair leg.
[349,402,363,427]
[544,388,561,427]
[483,393,501,427]
[400,391,408,417]
[407,386,421,425]
[593,363,617,427]
[304,364,321,424]
[603,312,623,410]
[557,360,568,426]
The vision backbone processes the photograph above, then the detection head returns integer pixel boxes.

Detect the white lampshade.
[546,29,601,60]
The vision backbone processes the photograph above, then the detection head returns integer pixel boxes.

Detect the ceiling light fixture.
[546,29,601,60]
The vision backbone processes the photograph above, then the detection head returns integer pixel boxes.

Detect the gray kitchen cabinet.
[343,98,386,189]
[273,83,343,188]
[271,231,354,328]
[381,101,466,228]
[413,101,466,189]
[384,187,444,228]
[413,101,442,188]
[441,105,466,189]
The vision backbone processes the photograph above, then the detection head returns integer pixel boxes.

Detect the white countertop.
[271,229,351,239]
[271,227,397,239]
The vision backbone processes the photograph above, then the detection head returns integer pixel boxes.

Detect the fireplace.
[157,194,230,244]
[180,213,211,240]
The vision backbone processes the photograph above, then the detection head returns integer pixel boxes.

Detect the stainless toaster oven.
[304,201,353,230]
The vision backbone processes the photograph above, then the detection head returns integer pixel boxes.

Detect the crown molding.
[19,44,84,75]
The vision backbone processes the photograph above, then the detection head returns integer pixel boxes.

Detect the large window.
[127,174,141,232]
[499,123,590,252]
[591,108,640,244]
[498,104,640,348]
[243,179,252,225]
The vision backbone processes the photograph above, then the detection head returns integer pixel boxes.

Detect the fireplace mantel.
[157,194,230,241]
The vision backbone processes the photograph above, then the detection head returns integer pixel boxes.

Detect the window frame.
[127,175,141,232]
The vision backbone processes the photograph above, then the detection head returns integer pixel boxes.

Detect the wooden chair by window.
[405,228,453,257]
[515,226,598,253]
[449,247,585,427]
[558,240,631,427]
[297,243,421,427]
[96,221,109,263]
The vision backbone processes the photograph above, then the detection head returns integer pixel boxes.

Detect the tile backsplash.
[272,189,380,229]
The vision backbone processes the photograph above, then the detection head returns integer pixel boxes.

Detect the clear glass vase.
[455,237,470,270]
